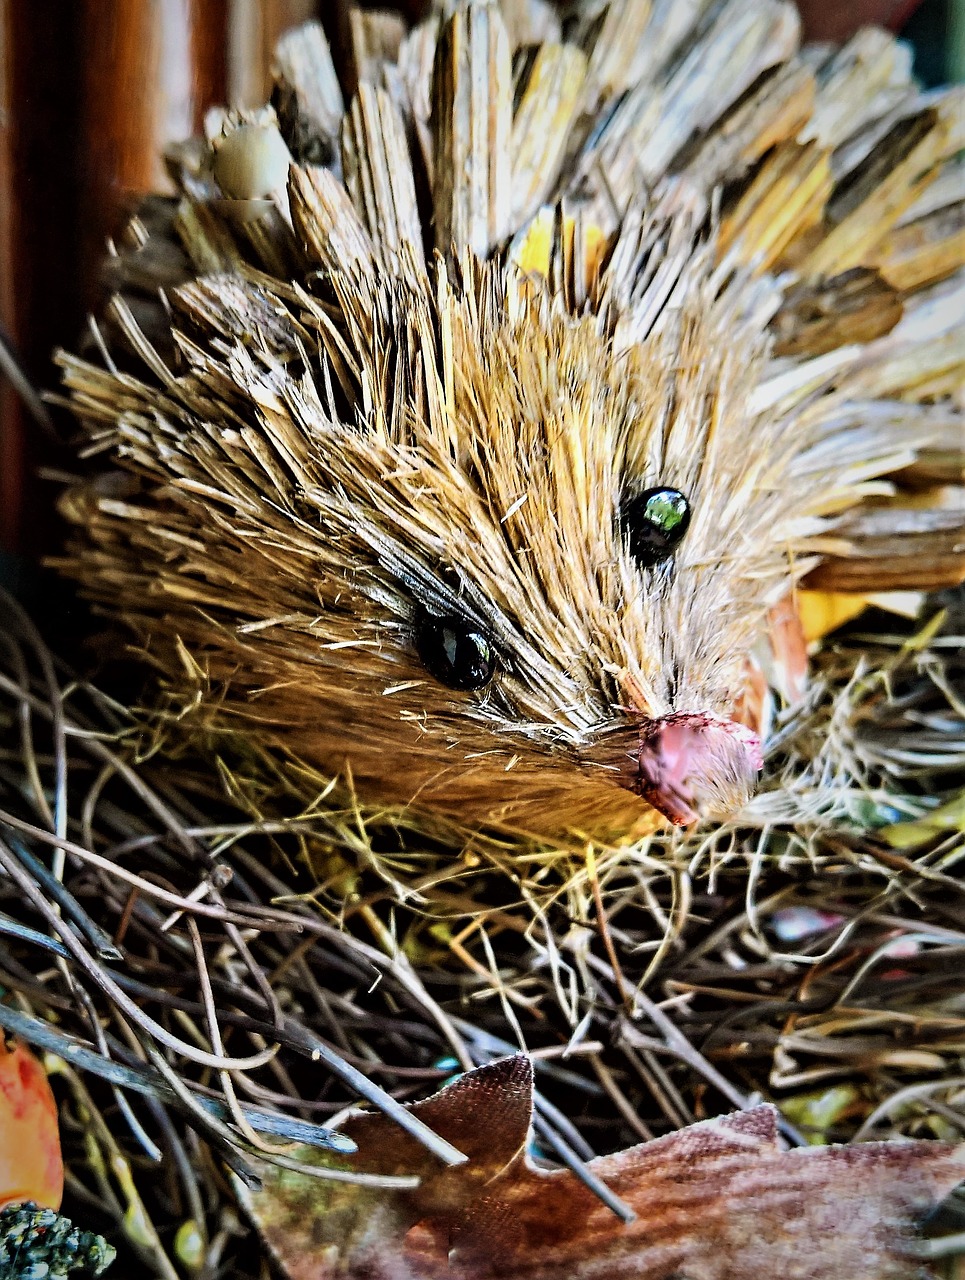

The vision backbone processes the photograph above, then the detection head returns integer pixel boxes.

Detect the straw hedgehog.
[59,0,965,845]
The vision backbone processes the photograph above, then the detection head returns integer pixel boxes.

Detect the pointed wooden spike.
[341,83,424,269]
[803,27,916,151]
[719,140,833,273]
[635,0,800,183]
[771,268,903,358]
[573,0,653,105]
[803,103,958,278]
[805,503,965,592]
[848,273,965,401]
[869,198,965,293]
[500,0,561,49]
[288,164,377,282]
[431,3,512,258]
[272,21,344,167]
[511,43,586,226]
[683,62,816,192]
[621,0,706,89]
[174,196,244,274]
[348,5,407,86]
[508,206,555,279]
[572,0,801,216]
[397,17,439,184]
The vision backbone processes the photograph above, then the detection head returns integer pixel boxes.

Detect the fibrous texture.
[58,0,964,846]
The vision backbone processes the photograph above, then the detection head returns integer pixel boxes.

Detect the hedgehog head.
[269,254,780,840]
[63,235,803,842]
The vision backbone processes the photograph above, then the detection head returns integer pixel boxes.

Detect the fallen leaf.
[0,1037,63,1210]
[241,1055,964,1280]
[796,588,871,643]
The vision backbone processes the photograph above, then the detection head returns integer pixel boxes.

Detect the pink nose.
[628,713,763,826]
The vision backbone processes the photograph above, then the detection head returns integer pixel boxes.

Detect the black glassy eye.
[417,615,497,691]
[623,487,691,568]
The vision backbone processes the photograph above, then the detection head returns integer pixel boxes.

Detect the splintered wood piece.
[397,17,439,184]
[802,104,956,277]
[565,205,612,312]
[288,164,376,282]
[896,157,965,225]
[682,60,816,192]
[576,0,800,216]
[341,83,424,269]
[510,43,587,225]
[348,6,407,86]
[900,407,965,484]
[905,453,965,486]
[802,27,915,150]
[869,199,965,293]
[719,140,832,272]
[273,21,345,166]
[634,0,800,183]
[826,82,965,203]
[573,0,654,106]
[849,274,965,402]
[805,503,965,592]
[510,201,612,312]
[623,0,706,90]
[431,3,512,258]
[235,210,300,281]
[174,197,245,275]
[172,276,306,357]
[507,206,555,277]
[500,0,561,50]
[783,398,960,514]
[771,268,903,358]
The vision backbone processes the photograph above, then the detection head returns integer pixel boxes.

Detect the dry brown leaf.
[243,1056,964,1280]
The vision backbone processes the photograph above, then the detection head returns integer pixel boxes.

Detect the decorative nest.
[2,586,964,1276]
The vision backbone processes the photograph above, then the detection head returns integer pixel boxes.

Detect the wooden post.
[0,0,230,558]
[78,0,229,309]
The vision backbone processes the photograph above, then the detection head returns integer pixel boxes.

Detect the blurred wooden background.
[0,0,953,569]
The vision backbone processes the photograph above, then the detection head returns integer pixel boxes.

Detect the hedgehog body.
[59,0,965,846]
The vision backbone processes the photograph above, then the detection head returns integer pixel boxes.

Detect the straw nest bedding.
[1,585,963,1276]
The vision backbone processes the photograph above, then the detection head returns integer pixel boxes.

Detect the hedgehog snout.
[627,713,763,827]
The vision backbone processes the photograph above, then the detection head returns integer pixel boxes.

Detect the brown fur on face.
[59,256,786,838]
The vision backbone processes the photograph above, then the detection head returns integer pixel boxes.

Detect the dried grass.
[2,585,963,1274]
